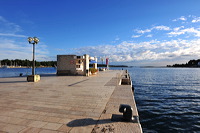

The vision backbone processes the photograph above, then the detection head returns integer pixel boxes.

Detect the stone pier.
[0,70,142,133]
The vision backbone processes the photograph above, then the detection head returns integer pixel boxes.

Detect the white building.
[57,54,97,76]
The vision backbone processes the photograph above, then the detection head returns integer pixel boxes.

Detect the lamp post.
[28,37,39,75]
[27,37,40,82]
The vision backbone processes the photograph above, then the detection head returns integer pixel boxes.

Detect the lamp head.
[28,37,33,44]
[33,37,39,44]
[28,37,39,44]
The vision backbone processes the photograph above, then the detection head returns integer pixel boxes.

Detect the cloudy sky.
[1,0,200,66]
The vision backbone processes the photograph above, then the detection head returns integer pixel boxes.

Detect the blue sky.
[1,0,200,66]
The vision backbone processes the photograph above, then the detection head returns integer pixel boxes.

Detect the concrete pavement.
[0,70,142,133]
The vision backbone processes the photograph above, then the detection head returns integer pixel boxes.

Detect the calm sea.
[0,67,199,132]
[125,67,200,133]
[0,67,56,78]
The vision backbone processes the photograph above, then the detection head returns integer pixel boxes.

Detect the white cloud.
[173,16,187,21]
[0,33,27,38]
[0,39,31,59]
[146,34,153,38]
[168,31,185,37]
[135,25,170,34]
[71,15,200,65]
[152,25,171,31]
[168,27,200,37]
[0,16,22,34]
[0,37,49,61]
[183,27,200,37]
[191,16,200,23]
[73,38,200,65]
[173,26,184,31]
[133,25,171,38]
[132,35,141,38]
[0,16,50,61]
[115,37,120,41]
[172,15,200,24]
[135,29,151,34]
[0,16,26,37]
[111,36,120,43]
[179,16,187,21]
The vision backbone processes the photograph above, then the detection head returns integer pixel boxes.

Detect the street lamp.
[27,37,40,82]
[28,37,39,75]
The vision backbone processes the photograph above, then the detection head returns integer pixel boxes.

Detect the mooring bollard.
[119,104,133,121]
[132,85,135,92]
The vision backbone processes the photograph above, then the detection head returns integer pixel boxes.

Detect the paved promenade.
[0,70,142,133]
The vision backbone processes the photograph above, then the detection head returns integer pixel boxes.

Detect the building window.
[76,60,82,64]
[76,65,80,68]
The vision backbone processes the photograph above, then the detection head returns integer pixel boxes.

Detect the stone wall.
[57,55,77,75]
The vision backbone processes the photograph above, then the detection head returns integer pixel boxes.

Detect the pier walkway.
[0,70,142,133]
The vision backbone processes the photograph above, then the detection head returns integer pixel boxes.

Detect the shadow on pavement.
[0,80,27,83]
[67,118,114,127]
[67,115,139,127]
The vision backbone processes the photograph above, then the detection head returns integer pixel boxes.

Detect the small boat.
[1,65,9,68]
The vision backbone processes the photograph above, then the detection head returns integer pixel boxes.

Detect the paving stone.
[58,118,73,124]
[19,127,42,133]
[0,131,8,133]
[45,113,64,118]
[18,119,34,126]
[69,126,94,133]
[42,122,63,130]
[1,124,26,133]
[0,116,25,124]
[8,112,26,118]
[28,120,48,128]
[43,116,62,123]
[23,114,46,121]
[0,122,7,129]
[39,129,58,133]
[57,125,72,132]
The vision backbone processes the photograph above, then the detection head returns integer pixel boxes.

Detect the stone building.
[57,54,97,76]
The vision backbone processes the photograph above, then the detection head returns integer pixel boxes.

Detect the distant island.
[167,59,200,67]
[0,59,128,68]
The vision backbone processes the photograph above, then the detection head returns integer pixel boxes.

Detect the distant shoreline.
[95,64,129,67]
[0,65,128,69]
[0,66,54,69]
[167,66,200,68]
[167,59,200,68]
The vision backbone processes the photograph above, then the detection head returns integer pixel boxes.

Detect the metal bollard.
[119,104,133,121]
[132,85,135,92]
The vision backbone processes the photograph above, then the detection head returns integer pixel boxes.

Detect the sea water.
[125,67,200,132]
[0,67,56,78]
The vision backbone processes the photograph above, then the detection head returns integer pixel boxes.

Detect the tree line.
[0,59,57,67]
[0,59,128,68]
[167,59,200,67]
